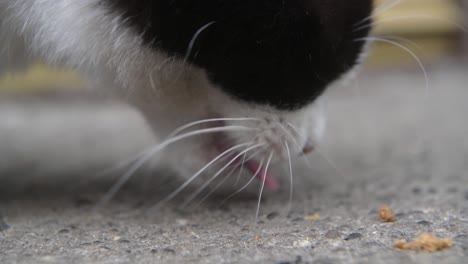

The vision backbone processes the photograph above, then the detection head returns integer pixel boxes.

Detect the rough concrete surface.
[0,62,467,263]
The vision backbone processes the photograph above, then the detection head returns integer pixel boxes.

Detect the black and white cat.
[0,1,373,194]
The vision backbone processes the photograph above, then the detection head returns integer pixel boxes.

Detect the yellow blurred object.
[0,64,82,94]
[374,0,463,35]
[368,0,464,67]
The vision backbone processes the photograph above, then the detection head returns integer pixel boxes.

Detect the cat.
[0,0,373,200]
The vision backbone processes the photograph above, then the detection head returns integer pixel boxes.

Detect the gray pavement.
[0,62,467,263]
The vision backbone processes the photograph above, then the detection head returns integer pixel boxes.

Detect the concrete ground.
[0,61,467,263]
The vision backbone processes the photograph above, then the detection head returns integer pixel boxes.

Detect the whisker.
[207,148,263,203]
[234,151,248,187]
[218,158,265,207]
[168,117,260,137]
[287,122,316,168]
[314,148,346,179]
[356,36,429,98]
[152,142,259,209]
[180,143,264,207]
[379,35,427,59]
[77,153,139,187]
[284,141,294,215]
[232,131,268,186]
[256,151,274,220]
[354,0,403,27]
[91,120,257,186]
[97,125,255,206]
[287,123,346,180]
[234,148,264,186]
[193,163,241,208]
[185,21,216,62]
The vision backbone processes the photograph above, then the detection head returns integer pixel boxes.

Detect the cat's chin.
[211,130,280,191]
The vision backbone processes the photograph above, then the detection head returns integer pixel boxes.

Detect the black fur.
[108,0,373,110]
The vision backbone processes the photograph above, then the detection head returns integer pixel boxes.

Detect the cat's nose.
[301,140,315,155]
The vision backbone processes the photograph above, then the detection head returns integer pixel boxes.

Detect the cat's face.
[111,0,373,190]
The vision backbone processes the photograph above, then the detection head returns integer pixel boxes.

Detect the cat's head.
[110,0,373,190]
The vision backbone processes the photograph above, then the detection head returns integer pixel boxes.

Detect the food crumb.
[304,213,320,221]
[394,233,454,252]
[379,205,396,223]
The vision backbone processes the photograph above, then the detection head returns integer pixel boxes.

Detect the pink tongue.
[244,160,279,191]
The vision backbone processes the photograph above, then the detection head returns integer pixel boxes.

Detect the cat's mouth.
[243,158,279,191]
[211,129,279,192]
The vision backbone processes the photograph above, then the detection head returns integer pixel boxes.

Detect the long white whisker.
[185,21,216,62]
[234,151,248,186]
[194,163,241,208]
[276,122,302,151]
[256,151,274,220]
[168,117,260,137]
[314,148,346,179]
[354,0,403,27]
[287,122,347,183]
[181,143,264,207]
[285,141,293,215]
[153,142,258,208]
[98,126,255,206]
[356,36,429,98]
[78,152,144,187]
[234,148,263,186]
[287,122,307,144]
[95,147,160,208]
[197,147,261,206]
[379,35,427,58]
[92,120,257,184]
[219,158,265,207]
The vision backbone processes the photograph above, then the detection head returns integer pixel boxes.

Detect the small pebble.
[163,248,176,254]
[304,213,320,221]
[291,218,304,222]
[417,220,432,227]
[325,230,341,239]
[344,233,363,241]
[58,229,70,234]
[267,212,279,220]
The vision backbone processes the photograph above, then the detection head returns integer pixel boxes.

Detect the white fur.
[0,0,344,186]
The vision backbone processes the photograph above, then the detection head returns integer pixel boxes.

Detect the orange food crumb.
[304,213,320,221]
[379,205,396,223]
[394,233,454,252]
